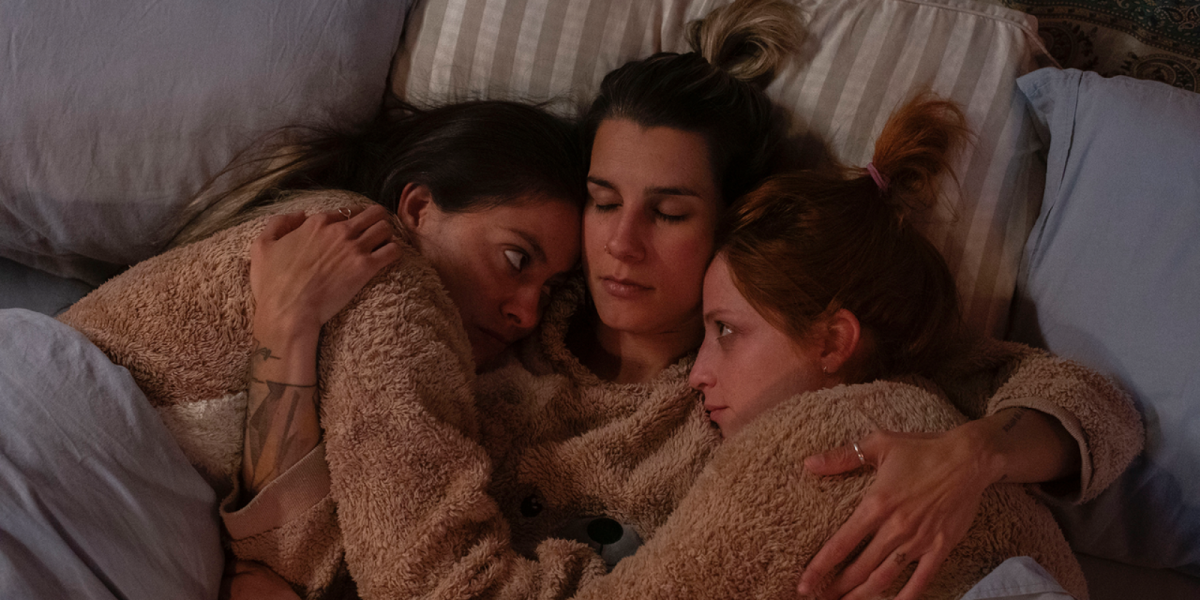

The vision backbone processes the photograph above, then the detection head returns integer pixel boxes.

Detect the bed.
[2,0,1198,598]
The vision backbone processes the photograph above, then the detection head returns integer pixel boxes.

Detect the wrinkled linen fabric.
[0,0,411,283]
[0,309,222,600]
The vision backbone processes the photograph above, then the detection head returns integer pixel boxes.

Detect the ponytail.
[584,0,804,205]
[719,94,970,381]
[867,94,972,225]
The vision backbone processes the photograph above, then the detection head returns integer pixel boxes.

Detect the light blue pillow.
[1010,67,1200,576]
[0,1,412,284]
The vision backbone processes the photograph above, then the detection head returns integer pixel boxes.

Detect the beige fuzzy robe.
[467,282,1144,599]
[57,190,1143,599]
[58,190,607,600]
[568,378,1087,599]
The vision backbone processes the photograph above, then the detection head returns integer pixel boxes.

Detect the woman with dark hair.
[48,99,589,600]
[470,2,1138,599]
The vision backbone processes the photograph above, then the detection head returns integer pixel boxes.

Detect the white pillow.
[391,0,1051,337]
[0,0,413,284]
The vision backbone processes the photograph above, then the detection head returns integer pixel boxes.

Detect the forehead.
[469,199,581,266]
[590,119,717,194]
[703,256,746,311]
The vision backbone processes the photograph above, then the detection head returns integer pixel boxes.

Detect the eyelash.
[715,322,733,338]
[589,201,685,223]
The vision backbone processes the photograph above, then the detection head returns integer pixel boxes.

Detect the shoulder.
[723,380,965,464]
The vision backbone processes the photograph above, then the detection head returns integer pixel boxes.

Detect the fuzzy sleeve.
[570,381,1086,600]
[313,239,607,600]
[219,443,348,598]
[933,337,1145,503]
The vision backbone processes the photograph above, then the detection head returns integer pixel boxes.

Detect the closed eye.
[655,210,687,223]
[505,249,529,271]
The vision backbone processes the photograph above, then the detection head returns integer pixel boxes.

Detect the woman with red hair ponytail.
[685,94,1140,600]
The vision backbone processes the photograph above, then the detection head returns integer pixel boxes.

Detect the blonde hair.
[688,0,805,85]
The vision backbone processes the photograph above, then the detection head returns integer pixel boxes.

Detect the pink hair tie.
[866,162,890,193]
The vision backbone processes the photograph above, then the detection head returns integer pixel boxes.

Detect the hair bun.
[687,0,805,86]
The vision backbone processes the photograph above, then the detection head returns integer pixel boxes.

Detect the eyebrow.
[507,228,547,264]
[587,176,704,199]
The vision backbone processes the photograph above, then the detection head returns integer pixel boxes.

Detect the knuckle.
[859,494,891,517]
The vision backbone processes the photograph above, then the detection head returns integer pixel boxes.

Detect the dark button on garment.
[520,495,543,518]
[587,517,624,545]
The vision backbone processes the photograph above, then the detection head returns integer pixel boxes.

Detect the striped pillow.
[391,0,1053,337]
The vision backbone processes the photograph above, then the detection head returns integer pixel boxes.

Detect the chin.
[471,345,502,370]
[593,305,660,336]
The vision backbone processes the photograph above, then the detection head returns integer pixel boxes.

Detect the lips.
[599,276,652,299]
[477,326,512,346]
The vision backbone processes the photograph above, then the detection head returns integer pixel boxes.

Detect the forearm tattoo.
[244,341,317,495]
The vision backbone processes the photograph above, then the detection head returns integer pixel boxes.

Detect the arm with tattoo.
[241,338,321,499]
[240,205,402,500]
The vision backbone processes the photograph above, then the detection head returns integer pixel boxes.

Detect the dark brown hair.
[719,94,971,381]
[173,100,587,246]
[583,0,804,205]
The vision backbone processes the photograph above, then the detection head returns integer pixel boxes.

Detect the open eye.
[504,249,528,271]
[716,322,733,338]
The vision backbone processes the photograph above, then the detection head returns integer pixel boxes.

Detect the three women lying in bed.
[57,1,1141,599]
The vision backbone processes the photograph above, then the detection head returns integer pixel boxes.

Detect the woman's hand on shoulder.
[796,427,998,600]
[250,204,404,334]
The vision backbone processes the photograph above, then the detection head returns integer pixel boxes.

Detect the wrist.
[253,313,321,348]
[948,418,1010,488]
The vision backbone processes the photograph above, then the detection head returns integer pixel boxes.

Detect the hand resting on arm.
[798,406,1078,600]
[228,205,400,600]
[241,204,402,498]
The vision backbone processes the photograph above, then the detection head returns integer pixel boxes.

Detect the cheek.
[442,251,499,320]
[665,235,714,296]
[669,226,714,272]
[581,214,607,273]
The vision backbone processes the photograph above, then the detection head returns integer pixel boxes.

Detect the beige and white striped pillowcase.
[390,0,1053,337]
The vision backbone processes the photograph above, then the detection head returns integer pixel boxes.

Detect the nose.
[605,211,645,262]
[502,284,542,332]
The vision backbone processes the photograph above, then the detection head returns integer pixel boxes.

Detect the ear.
[819,308,862,380]
[395,183,436,237]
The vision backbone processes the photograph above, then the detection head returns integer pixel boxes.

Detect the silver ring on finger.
[338,207,352,220]
[852,441,866,466]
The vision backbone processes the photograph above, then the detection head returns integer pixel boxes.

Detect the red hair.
[719,94,971,380]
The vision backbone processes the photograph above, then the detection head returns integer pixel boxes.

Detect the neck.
[569,310,703,384]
